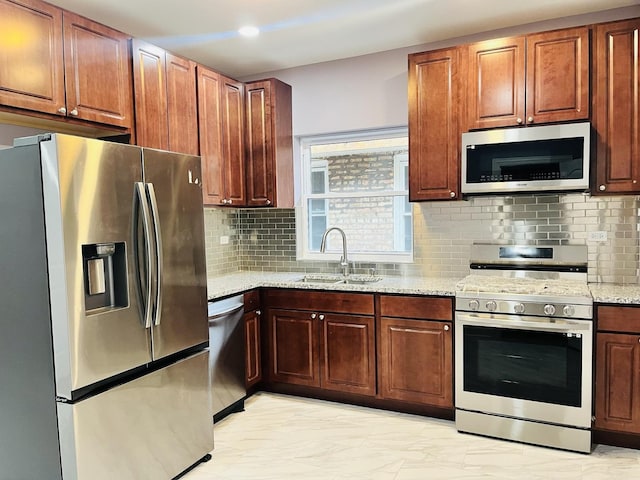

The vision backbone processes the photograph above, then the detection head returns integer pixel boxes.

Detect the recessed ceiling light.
[238,26,260,37]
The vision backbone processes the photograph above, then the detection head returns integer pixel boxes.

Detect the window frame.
[296,127,413,264]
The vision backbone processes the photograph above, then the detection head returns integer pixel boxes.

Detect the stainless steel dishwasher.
[208,294,246,423]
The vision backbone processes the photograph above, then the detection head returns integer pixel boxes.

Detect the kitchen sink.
[296,274,382,285]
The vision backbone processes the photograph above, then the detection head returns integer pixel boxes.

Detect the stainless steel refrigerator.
[0,134,213,479]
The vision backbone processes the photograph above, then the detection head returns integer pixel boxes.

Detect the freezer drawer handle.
[134,182,155,329]
[147,183,163,326]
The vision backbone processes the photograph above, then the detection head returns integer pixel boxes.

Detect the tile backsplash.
[204,193,640,284]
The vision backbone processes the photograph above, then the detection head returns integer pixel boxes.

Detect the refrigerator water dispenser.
[82,242,128,312]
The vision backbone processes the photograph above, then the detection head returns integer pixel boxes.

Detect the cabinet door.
[62,12,133,128]
[593,19,640,195]
[408,48,460,201]
[220,75,246,206]
[268,308,319,387]
[526,27,589,125]
[245,79,294,207]
[467,36,526,130]
[197,66,224,205]
[595,332,640,433]
[132,40,168,150]
[379,317,453,407]
[320,313,375,396]
[166,53,198,155]
[0,0,65,115]
[244,309,262,388]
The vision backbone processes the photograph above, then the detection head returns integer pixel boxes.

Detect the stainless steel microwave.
[461,122,590,195]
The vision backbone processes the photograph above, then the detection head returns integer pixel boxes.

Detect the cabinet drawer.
[379,295,452,321]
[244,289,260,312]
[597,305,640,334]
[264,289,374,315]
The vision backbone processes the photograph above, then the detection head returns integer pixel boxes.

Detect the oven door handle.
[456,313,591,333]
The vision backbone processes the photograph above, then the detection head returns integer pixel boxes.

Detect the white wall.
[242,6,640,138]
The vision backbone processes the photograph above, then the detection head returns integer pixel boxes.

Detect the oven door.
[455,312,592,428]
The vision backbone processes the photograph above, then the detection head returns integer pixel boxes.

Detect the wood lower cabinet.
[408,48,460,201]
[245,79,294,207]
[197,66,246,206]
[465,27,589,130]
[244,289,262,389]
[378,295,453,408]
[593,18,640,195]
[132,39,198,154]
[0,0,133,129]
[265,289,376,396]
[595,305,640,435]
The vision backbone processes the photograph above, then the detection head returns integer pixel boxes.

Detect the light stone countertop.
[208,271,640,305]
[207,271,461,301]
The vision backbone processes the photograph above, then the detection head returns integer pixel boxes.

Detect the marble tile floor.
[183,392,640,480]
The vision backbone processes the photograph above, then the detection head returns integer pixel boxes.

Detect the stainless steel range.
[455,243,593,453]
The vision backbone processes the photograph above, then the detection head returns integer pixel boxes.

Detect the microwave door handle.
[146,183,163,327]
[135,182,154,329]
[456,313,590,333]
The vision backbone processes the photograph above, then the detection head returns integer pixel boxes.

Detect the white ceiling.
[46,0,640,78]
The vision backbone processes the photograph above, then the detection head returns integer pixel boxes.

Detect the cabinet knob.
[599,185,606,192]
[69,108,78,116]
[516,118,523,124]
[444,325,450,331]
[265,199,272,205]
[311,313,317,319]
[318,314,325,321]
[227,199,233,205]
[527,116,534,123]
[256,310,261,316]
[58,107,67,115]
[449,191,456,198]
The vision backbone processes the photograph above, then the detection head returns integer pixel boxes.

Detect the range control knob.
[514,303,525,314]
[543,304,557,316]
[563,305,576,317]
[468,300,480,311]
[486,300,497,312]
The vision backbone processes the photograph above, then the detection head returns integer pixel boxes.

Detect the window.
[297,128,413,263]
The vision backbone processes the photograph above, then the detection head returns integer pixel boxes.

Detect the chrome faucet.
[320,227,351,277]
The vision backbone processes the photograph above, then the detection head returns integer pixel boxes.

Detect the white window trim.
[296,127,413,264]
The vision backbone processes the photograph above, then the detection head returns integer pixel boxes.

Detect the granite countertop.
[207,271,640,305]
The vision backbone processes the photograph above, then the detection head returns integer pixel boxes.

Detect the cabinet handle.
[527,116,534,123]
[444,325,450,331]
[311,313,317,319]
[58,107,67,115]
[318,314,325,321]
[599,185,606,192]
[265,199,272,205]
[516,118,523,124]
[69,108,78,116]
[449,191,456,198]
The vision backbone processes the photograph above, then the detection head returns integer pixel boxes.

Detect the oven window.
[463,325,582,407]
[465,137,584,184]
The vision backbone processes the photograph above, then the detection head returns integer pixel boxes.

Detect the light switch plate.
[588,231,608,242]
[220,235,230,245]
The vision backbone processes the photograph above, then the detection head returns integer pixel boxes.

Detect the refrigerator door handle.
[135,182,155,329]
[146,183,163,326]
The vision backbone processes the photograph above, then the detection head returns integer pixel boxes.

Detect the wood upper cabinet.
[132,39,198,154]
[197,66,246,206]
[595,305,640,433]
[466,27,589,130]
[378,295,453,408]
[0,0,133,129]
[245,79,294,207]
[408,48,460,201]
[265,289,376,396]
[593,18,640,195]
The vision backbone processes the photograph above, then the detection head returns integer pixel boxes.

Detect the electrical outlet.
[588,231,608,242]
[220,235,230,245]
